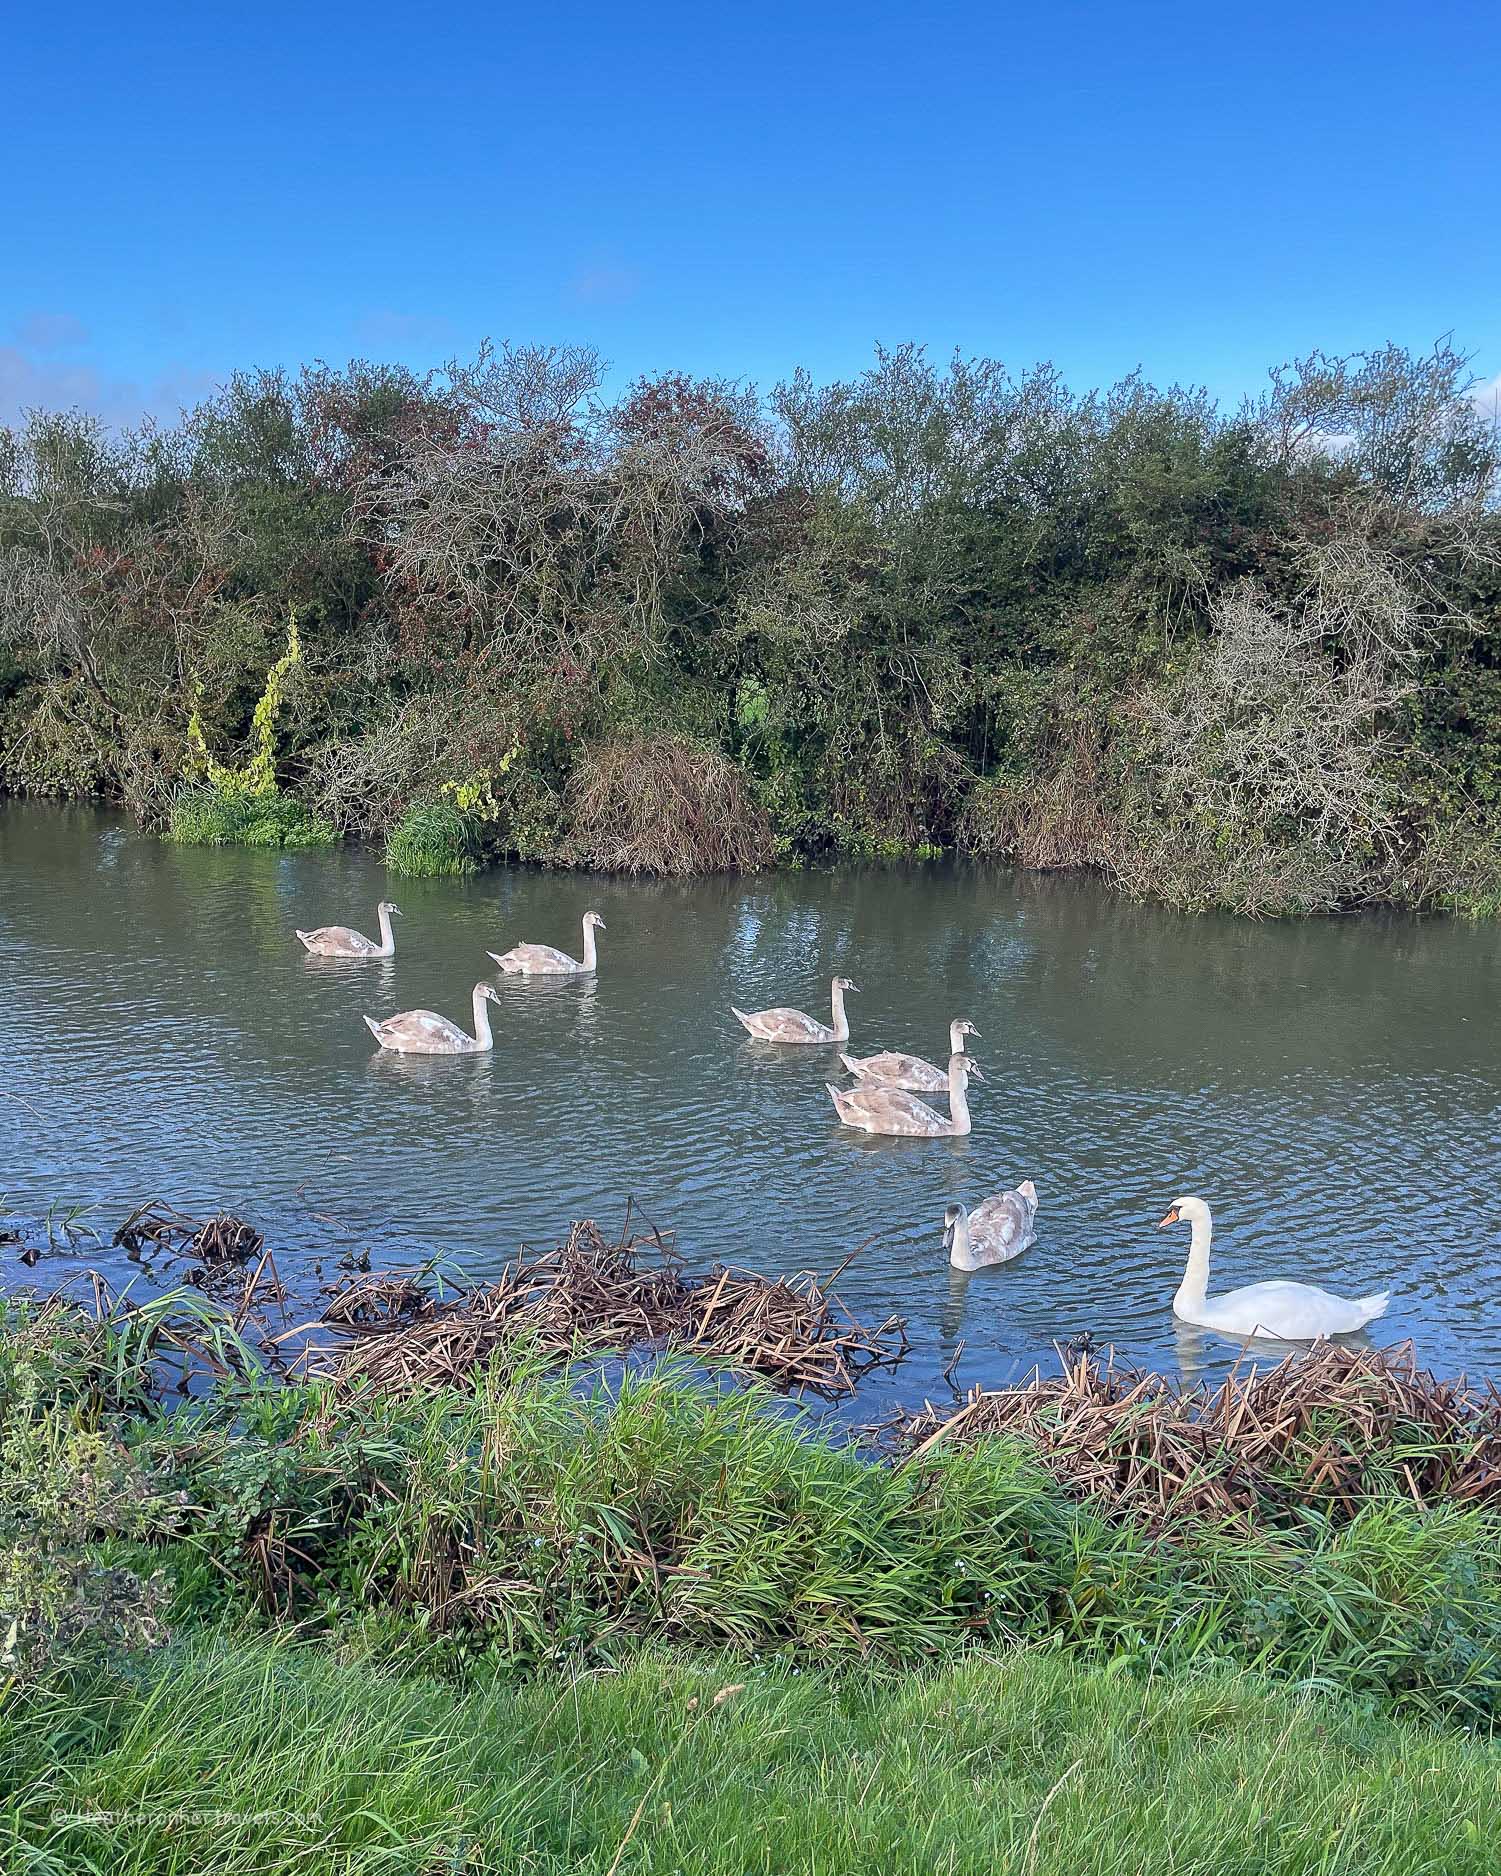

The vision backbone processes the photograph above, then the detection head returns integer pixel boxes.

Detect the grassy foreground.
[8,1303,1501,1728]
[6,1636,1499,1875]
[9,1303,1501,1869]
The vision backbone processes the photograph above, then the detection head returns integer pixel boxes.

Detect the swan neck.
[581,920,597,970]
[471,988,494,1048]
[949,1020,964,1056]
[376,906,395,954]
[1176,1211,1212,1307]
[947,1060,971,1134]
[949,1212,971,1266]
[830,982,849,1041]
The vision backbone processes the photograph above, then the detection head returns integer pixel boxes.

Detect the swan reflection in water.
[491,967,601,1048]
[1169,1314,1385,1389]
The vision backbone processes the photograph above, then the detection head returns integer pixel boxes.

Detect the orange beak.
[1158,1207,1180,1228]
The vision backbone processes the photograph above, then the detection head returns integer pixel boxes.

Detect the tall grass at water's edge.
[7,1307,1501,1729]
[4,1636,1499,1876]
[167,784,337,850]
[383,797,482,876]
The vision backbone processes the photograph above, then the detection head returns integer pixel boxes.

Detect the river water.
[2,800,1498,1410]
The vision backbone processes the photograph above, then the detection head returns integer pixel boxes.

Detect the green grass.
[168,784,337,849]
[383,798,481,876]
[8,1313,1501,1727]
[4,1636,1498,1874]
[9,1310,1501,1867]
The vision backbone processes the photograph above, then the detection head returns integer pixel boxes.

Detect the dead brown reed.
[957,715,1113,871]
[563,735,774,874]
[881,1341,1501,1529]
[319,1271,437,1330]
[111,1199,284,1324]
[114,1200,261,1268]
[326,1219,908,1399]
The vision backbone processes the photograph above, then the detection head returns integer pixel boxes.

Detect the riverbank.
[7,1292,1501,1723]
[10,1279,1501,1866]
[3,338,1498,919]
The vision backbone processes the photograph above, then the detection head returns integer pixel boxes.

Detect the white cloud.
[0,347,218,431]
[12,310,89,350]
[1469,369,1501,427]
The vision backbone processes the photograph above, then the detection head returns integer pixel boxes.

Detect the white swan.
[363,982,501,1054]
[733,976,857,1045]
[827,1052,982,1137]
[297,901,401,958]
[489,911,605,976]
[945,1180,1038,1270]
[1160,1196,1389,1339]
[841,1017,978,1092]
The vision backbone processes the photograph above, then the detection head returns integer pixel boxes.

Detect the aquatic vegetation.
[383,798,481,876]
[884,1341,1501,1528]
[325,1217,909,1400]
[8,1297,1501,1724]
[168,782,337,849]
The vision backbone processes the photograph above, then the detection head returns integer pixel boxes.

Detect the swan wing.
[1198,1279,1389,1340]
[828,1083,948,1135]
[368,1008,471,1053]
[735,1006,832,1044]
[300,925,376,956]
[967,1187,1038,1264]
[491,942,580,974]
[843,1049,945,1091]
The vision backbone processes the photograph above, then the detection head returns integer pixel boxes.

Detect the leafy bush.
[1,1319,172,1690]
[2,337,1496,904]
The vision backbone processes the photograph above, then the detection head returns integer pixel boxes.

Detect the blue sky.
[5,0,1499,428]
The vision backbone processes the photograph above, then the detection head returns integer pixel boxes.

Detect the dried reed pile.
[328,1219,907,1399]
[319,1271,436,1329]
[111,1199,283,1320]
[114,1200,262,1269]
[884,1341,1501,1528]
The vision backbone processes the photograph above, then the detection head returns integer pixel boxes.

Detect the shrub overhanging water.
[1,339,1496,911]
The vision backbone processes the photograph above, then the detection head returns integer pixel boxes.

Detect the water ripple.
[3,801,1500,1410]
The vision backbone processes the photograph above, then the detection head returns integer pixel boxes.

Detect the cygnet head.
[1159,1195,1209,1228]
[950,1053,984,1083]
[475,982,502,1005]
[942,1202,964,1249]
[954,1018,980,1039]
[379,901,403,917]
[834,976,859,993]
[584,911,606,930]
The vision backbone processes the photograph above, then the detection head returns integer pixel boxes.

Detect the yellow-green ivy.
[439,745,520,824]
[186,611,304,798]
